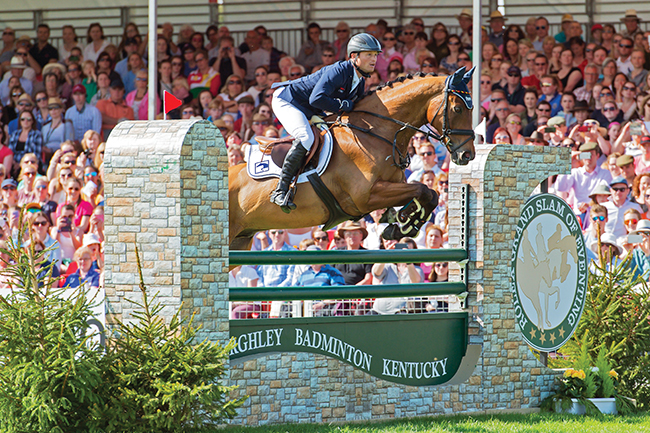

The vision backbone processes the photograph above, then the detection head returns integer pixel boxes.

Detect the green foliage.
[595,348,616,399]
[0,236,245,432]
[0,235,104,432]
[89,246,246,432]
[549,251,650,411]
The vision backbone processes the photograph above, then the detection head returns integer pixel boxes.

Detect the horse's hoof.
[381,224,401,240]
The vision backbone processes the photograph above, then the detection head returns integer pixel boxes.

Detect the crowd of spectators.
[1,8,649,310]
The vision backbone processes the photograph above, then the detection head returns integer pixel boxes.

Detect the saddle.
[255,124,326,171]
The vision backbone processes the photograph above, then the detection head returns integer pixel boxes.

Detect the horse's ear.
[462,66,476,84]
[452,66,467,84]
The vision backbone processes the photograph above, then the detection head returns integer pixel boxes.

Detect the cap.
[1,179,17,189]
[237,95,255,105]
[24,202,42,213]
[9,56,26,69]
[609,176,628,187]
[641,136,650,145]
[579,141,598,152]
[82,233,102,246]
[507,65,521,76]
[561,14,574,23]
[616,154,634,167]
[547,116,566,127]
[109,79,125,89]
[47,97,64,109]
[591,24,603,32]
[72,83,86,94]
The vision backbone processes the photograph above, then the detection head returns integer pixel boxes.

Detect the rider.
[269,33,382,212]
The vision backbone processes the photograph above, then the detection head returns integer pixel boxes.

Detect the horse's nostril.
[462,152,472,161]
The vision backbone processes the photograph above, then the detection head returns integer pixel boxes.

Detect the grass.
[205,412,650,433]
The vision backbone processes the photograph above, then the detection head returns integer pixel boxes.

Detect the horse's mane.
[361,71,441,102]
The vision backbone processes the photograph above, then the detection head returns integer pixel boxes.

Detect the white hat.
[83,233,102,246]
[590,233,622,256]
[630,219,650,236]
[9,56,26,69]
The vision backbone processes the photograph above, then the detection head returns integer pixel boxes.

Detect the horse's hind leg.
[365,181,438,240]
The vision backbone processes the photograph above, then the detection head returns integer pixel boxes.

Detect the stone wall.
[104,125,571,425]
[104,119,229,343]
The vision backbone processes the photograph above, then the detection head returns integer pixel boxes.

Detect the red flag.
[164,90,182,114]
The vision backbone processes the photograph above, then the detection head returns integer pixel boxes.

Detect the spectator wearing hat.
[605,176,643,238]
[0,56,33,105]
[7,94,40,136]
[525,130,547,146]
[41,97,73,160]
[82,232,103,271]
[488,11,507,49]
[591,24,604,45]
[455,9,473,50]
[616,154,637,186]
[589,232,623,272]
[248,114,271,142]
[334,221,372,286]
[621,10,643,39]
[1,179,19,207]
[96,80,134,139]
[556,141,612,213]
[634,136,650,174]
[29,24,58,68]
[65,84,102,142]
[542,116,567,146]
[555,14,574,44]
[501,65,525,113]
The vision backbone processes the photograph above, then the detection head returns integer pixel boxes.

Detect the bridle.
[328,77,475,169]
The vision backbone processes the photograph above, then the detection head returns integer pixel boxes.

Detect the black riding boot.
[270,140,308,213]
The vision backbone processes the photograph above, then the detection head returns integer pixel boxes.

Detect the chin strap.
[352,59,371,78]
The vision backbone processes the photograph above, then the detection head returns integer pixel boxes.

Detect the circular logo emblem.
[510,194,588,352]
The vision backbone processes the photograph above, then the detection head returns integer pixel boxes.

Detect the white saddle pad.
[245,125,333,184]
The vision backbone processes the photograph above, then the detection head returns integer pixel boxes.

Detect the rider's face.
[354,51,379,74]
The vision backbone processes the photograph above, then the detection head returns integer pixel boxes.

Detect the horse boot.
[270,140,308,213]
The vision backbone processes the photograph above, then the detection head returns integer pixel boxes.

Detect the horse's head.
[427,66,476,165]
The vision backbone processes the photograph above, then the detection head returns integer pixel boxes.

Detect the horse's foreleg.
[366,181,438,240]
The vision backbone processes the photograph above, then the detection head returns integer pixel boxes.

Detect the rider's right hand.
[340,99,354,112]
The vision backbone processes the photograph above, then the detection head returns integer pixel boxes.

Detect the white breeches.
[272,90,315,151]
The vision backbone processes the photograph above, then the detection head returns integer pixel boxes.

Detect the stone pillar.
[448,144,571,410]
[103,120,229,343]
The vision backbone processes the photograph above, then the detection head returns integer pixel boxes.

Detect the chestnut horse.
[229,68,476,250]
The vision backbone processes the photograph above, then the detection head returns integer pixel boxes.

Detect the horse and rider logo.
[510,194,588,352]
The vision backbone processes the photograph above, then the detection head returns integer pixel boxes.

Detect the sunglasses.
[592,215,606,222]
[2,186,16,191]
[33,221,48,227]
[495,135,510,141]
[419,151,433,156]
[403,32,415,36]
[228,81,242,85]
[36,97,47,103]
[537,107,551,112]
[24,171,36,176]
[314,236,328,241]
[496,108,509,112]
[600,92,612,97]
[20,117,32,121]
[336,29,349,33]
[98,57,110,62]
[508,73,520,77]
[15,52,27,56]
[136,77,147,81]
[458,57,470,61]
[383,37,395,41]
[290,73,302,77]
[172,62,182,66]
[611,186,628,192]
[182,110,194,115]
[48,105,62,110]
[69,68,79,72]
[541,82,552,87]
[269,230,284,235]
[534,62,547,67]
[12,93,22,97]
[3,32,14,36]
[509,120,521,125]
[481,80,491,85]
[536,26,547,30]
[17,102,32,107]
[413,136,427,141]
[620,44,633,49]
[623,86,636,91]
[435,263,449,268]
[422,63,434,68]
[36,185,47,190]
[63,160,75,164]
[195,57,206,62]
[448,41,460,46]
[603,106,617,112]
[585,48,594,53]
[439,181,449,186]
[67,187,80,192]
[491,98,504,103]
[85,172,98,177]
[255,72,267,76]
[491,58,503,62]
[323,54,334,57]
[625,219,639,225]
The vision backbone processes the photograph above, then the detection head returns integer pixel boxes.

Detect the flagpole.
[148,0,157,120]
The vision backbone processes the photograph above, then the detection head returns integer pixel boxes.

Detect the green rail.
[229,248,468,266]
[229,281,467,301]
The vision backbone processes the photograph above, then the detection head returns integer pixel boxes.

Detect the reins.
[324,78,475,169]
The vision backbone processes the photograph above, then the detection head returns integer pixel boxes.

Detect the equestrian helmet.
[347,33,382,57]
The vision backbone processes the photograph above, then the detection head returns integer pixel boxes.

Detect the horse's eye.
[454,106,462,114]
